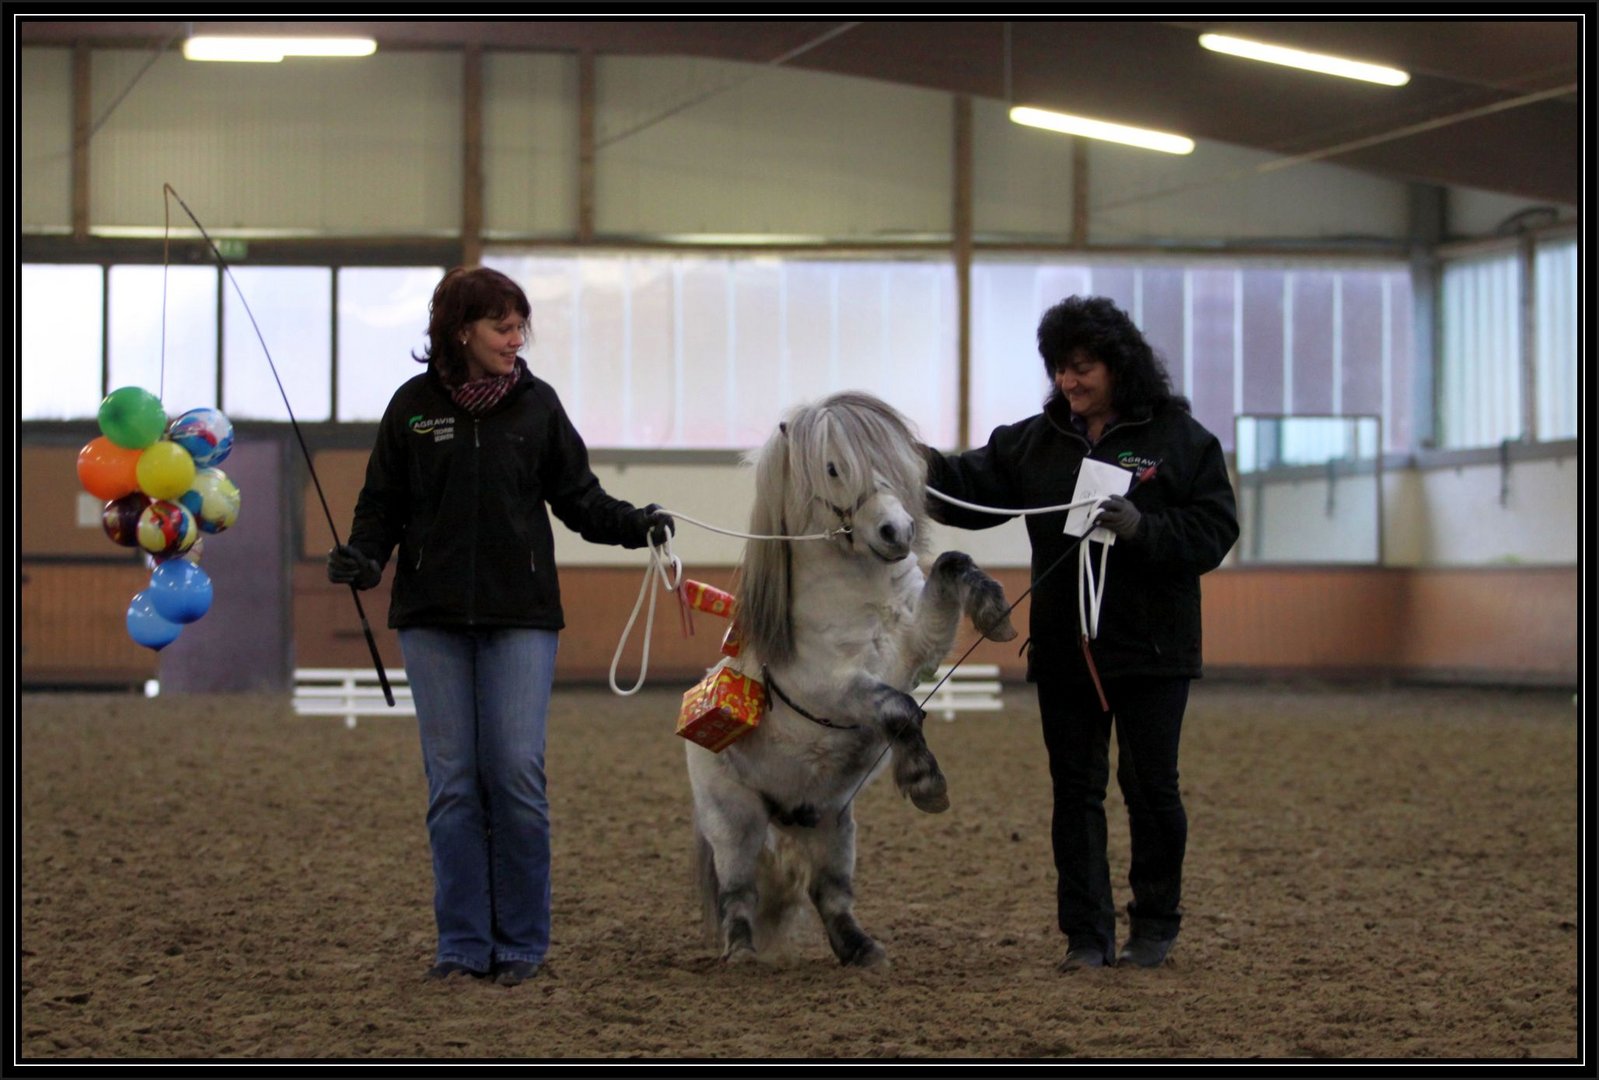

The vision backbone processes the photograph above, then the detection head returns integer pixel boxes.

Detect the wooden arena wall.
[20,443,1578,689]
[21,562,1578,690]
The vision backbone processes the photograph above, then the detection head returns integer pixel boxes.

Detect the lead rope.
[608,530,683,696]
[926,480,1136,700]
[607,514,853,696]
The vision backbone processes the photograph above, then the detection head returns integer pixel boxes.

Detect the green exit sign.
[214,238,248,259]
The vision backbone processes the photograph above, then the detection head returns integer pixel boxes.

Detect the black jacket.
[347,362,653,631]
[926,396,1238,681]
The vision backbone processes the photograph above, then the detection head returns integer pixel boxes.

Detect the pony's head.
[734,392,930,666]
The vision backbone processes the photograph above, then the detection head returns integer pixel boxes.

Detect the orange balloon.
[77,437,142,501]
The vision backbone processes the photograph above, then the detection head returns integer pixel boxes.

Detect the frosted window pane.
[970,263,1053,442]
[108,265,218,416]
[21,264,104,420]
[1439,254,1521,449]
[971,258,1413,455]
[223,267,332,421]
[1534,239,1577,441]
[484,250,957,449]
[336,267,440,421]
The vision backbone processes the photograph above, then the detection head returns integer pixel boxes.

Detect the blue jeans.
[399,626,559,972]
[1036,670,1190,955]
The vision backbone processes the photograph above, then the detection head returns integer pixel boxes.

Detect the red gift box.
[677,665,764,752]
[682,580,735,618]
[678,580,741,657]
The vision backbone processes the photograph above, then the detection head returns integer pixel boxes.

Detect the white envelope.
[1063,458,1132,542]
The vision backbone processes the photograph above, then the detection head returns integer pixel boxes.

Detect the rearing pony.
[686,391,1017,967]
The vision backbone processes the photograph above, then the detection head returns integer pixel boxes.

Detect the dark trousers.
[1036,670,1190,953]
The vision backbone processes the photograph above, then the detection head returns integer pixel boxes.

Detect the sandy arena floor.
[18,681,1581,1062]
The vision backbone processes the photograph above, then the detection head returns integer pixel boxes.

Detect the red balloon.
[77,437,142,501]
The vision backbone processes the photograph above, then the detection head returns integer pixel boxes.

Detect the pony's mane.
[733,392,930,667]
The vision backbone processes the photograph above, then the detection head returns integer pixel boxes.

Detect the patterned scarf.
[450,358,525,415]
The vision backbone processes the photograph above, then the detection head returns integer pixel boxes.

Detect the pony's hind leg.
[689,773,771,963]
[797,807,886,967]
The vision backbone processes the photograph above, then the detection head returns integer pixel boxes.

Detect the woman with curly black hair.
[926,295,1238,972]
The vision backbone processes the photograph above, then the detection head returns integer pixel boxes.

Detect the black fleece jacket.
[347,363,654,631]
[926,396,1238,681]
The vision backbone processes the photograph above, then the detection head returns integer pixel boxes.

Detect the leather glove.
[327,544,382,590]
[1093,494,1142,538]
[642,504,675,547]
[625,504,675,548]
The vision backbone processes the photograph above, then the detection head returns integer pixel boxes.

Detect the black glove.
[1093,494,1142,538]
[640,504,675,548]
[327,544,382,590]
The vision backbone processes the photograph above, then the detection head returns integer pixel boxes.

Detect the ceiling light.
[183,36,377,63]
[1009,106,1195,155]
[1198,33,1409,86]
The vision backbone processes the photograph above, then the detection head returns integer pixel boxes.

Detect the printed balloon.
[168,408,234,469]
[145,536,204,569]
[178,468,241,534]
[102,492,153,548]
[137,500,198,557]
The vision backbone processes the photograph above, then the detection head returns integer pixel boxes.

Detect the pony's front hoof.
[895,752,951,813]
[979,613,1019,642]
[905,772,950,814]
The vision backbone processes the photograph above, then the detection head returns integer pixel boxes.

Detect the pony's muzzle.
[869,518,914,561]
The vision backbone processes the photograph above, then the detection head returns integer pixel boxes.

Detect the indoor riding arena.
[18,19,1583,1064]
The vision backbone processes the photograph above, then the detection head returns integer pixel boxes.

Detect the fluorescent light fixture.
[1199,33,1409,86]
[1009,106,1195,155]
[183,36,377,63]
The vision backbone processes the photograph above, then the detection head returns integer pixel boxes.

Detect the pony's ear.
[734,428,794,667]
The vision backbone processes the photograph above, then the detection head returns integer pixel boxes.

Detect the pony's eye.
[826,463,839,478]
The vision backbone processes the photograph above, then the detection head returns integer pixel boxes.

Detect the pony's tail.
[753,835,811,955]
[693,826,721,948]
[694,823,810,958]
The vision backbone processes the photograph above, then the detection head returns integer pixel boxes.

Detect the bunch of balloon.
[77,388,241,652]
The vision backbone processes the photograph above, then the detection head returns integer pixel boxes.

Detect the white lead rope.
[1078,532,1113,640]
[924,486,1102,517]
[609,532,684,696]
[607,512,852,697]
[608,490,1119,697]
[924,484,1117,642]
[660,508,850,543]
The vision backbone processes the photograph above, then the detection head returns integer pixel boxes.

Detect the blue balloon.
[127,589,183,650]
[148,561,213,624]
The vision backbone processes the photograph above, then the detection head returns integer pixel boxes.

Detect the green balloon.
[98,387,168,450]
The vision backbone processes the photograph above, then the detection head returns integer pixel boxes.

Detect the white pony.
[686,392,1017,967]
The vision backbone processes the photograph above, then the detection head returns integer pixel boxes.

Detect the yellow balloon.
[135,440,197,501]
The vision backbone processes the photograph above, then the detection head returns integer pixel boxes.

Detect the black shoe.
[1117,935,1174,968]
[425,961,486,981]
[1057,942,1110,972]
[493,960,540,987]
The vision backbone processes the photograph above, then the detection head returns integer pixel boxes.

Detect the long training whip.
[162,184,394,706]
